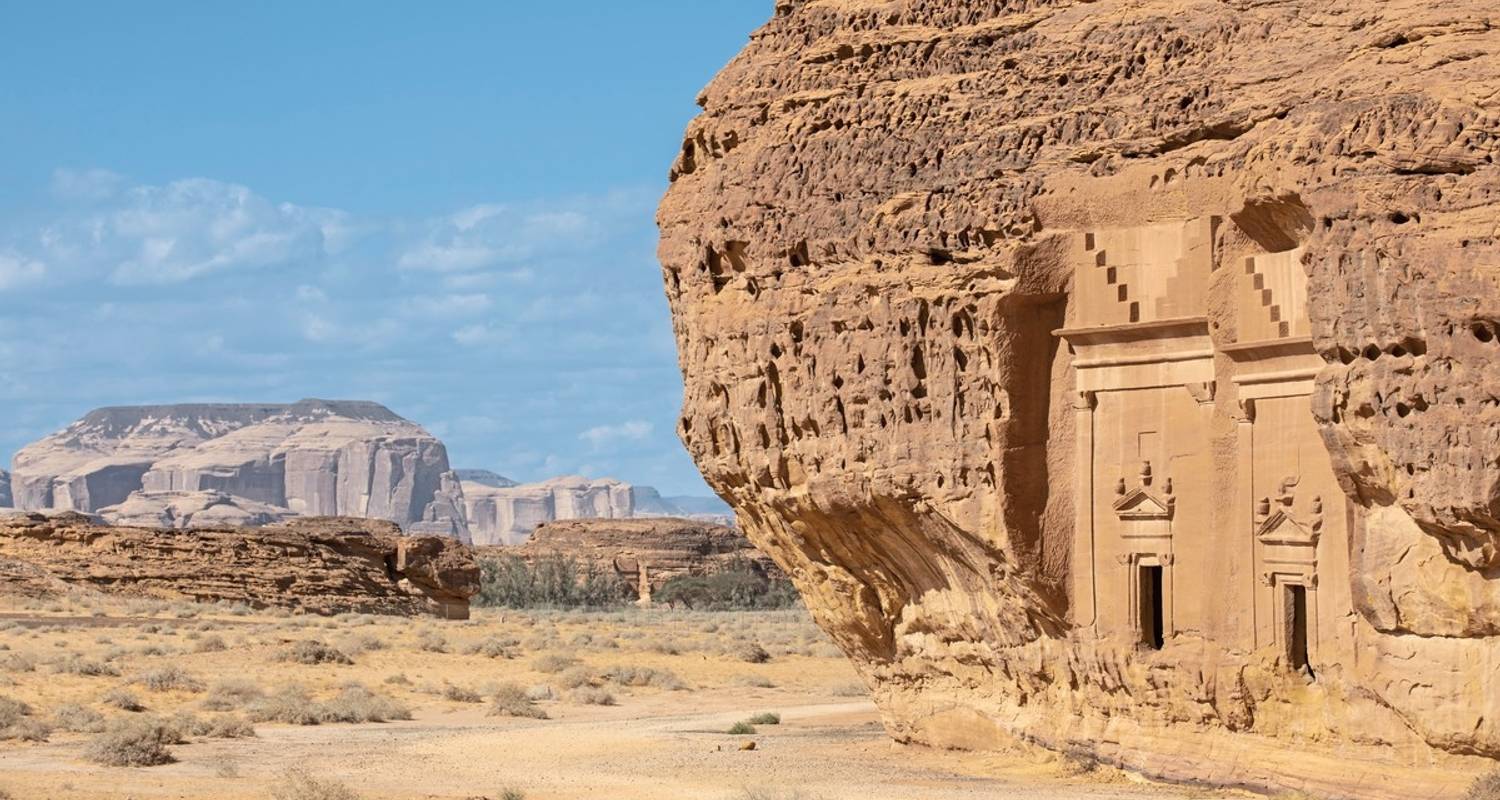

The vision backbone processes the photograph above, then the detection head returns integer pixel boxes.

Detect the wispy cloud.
[579,420,653,449]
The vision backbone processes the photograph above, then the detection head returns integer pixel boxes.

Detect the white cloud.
[579,420,653,449]
[0,251,46,290]
[50,168,126,201]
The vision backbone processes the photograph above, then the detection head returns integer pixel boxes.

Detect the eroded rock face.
[97,490,295,529]
[494,517,779,602]
[11,400,470,541]
[659,2,1500,796]
[0,513,479,618]
[0,469,11,509]
[461,475,731,546]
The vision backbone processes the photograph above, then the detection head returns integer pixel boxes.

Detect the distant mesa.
[9,400,470,541]
[459,473,734,547]
[453,469,519,488]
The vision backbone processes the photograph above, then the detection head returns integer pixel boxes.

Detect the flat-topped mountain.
[11,400,469,540]
[460,474,733,546]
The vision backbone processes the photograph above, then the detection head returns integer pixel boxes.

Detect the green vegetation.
[653,559,800,611]
[477,554,629,609]
[747,712,781,725]
[726,720,756,735]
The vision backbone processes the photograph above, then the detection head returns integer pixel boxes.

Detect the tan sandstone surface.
[0,513,479,618]
[657,1,1500,797]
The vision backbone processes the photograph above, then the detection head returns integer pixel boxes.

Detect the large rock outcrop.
[659,2,1500,797]
[493,517,780,602]
[0,513,479,618]
[461,474,732,545]
[0,469,11,509]
[11,400,470,541]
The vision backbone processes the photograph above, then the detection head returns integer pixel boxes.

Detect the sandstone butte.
[656,2,1500,797]
[0,513,480,619]
[490,517,782,603]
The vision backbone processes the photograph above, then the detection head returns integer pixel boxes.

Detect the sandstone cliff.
[494,517,780,602]
[0,512,479,618]
[461,474,732,546]
[11,400,470,541]
[659,2,1500,797]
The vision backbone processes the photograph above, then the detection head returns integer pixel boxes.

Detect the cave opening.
[1286,584,1313,678]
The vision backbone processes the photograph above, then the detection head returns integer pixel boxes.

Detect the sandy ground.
[0,595,1256,800]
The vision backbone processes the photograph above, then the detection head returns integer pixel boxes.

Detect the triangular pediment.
[1113,487,1173,520]
[1257,510,1318,546]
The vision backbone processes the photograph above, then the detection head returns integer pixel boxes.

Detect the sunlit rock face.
[11,400,470,541]
[658,1,1500,797]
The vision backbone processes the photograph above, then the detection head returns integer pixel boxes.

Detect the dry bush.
[279,640,354,665]
[0,653,36,673]
[133,666,205,692]
[731,642,771,664]
[557,666,594,690]
[1467,770,1500,800]
[338,633,385,654]
[733,674,775,689]
[270,767,361,800]
[200,679,264,711]
[416,630,448,653]
[462,636,517,659]
[603,664,685,690]
[747,712,781,725]
[83,716,176,766]
[102,687,146,712]
[247,685,324,725]
[167,710,255,739]
[317,684,411,723]
[0,696,50,742]
[51,703,106,733]
[442,684,483,703]
[382,673,411,686]
[193,635,227,653]
[568,687,616,706]
[487,683,548,720]
[531,653,579,674]
[829,682,867,697]
[53,656,120,677]
[727,721,756,735]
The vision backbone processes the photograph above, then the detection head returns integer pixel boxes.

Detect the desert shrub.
[53,656,120,677]
[270,767,361,800]
[442,684,483,703]
[102,688,146,712]
[338,633,385,654]
[246,685,324,725]
[0,653,36,673]
[317,684,411,723]
[499,790,525,800]
[280,640,353,665]
[133,666,205,692]
[0,696,28,727]
[462,636,517,659]
[654,559,800,611]
[829,682,867,697]
[477,554,629,609]
[166,710,255,739]
[647,638,682,655]
[732,643,771,664]
[602,665,684,691]
[51,703,106,733]
[487,682,548,720]
[733,674,775,689]
[531,653,579,674]
[568,687,616,706]
[382,673,411,686]
[1467,769,1500,800]
[524,684,554,701]
[747,712,781,725]
[83,716,176,766]
[200,679,264,711]
[726,721,756,735]
[0,697,50,742]
[557,666,594,690]
[193,635,227,653]
[415,629,448,653]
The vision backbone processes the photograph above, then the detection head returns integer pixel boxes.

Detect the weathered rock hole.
[1473,323,1495,343]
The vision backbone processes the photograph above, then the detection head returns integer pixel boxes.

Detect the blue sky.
[0,1,769,495]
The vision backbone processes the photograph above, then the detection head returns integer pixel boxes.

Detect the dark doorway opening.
[1286,584,1312,677]
[1139,565,1164,650]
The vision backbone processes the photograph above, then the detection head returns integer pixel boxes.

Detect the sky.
[0,1,770,496]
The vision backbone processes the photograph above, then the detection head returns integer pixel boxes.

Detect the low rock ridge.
[486,517,779,603]
[10,399,470,542]
[0,512,479,618]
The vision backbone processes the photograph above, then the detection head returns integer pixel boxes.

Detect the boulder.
[658,2,1500,797]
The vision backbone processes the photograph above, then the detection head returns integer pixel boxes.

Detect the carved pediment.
[1113,486,1174,520]
[1257,510,1319,546]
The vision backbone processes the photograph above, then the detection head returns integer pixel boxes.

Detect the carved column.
[1234,398,1258,648]
[1073,390,1098,631]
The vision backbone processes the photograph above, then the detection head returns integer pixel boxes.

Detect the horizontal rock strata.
[0,513,480,618]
